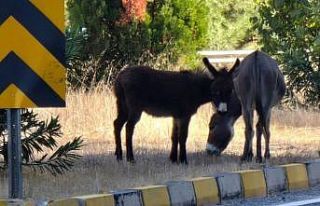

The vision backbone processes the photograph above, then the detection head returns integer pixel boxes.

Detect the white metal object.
[275,197,320,206]
[198,50,254,56]
[198,50,255,64]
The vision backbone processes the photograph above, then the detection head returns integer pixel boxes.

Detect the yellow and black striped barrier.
[0,0,65,108]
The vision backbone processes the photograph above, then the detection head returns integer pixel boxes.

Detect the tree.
[66,0,262,88]
[67,0,123,57]
[207,0,258,50]
[119,0,147,23]
[253,0,320,107]
[66,0,212,88]
[67,0,151,88]
[67,0,150,62]
[0,110,83,175]
[147,0,210,67]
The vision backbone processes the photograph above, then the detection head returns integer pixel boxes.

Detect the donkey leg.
[169,119,179,163]
[114,99,128,161]
[178,116,191,164]
[114,115,127,160]
[263,109,272,160]
[255,118,263,163]
[125,111,141,163]
[241,109,254,162]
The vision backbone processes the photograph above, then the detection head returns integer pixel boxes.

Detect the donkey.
[205,51,286,162]
[113,61,239,164]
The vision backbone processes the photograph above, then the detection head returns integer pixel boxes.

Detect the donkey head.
[203,57,240,113]
[206,112,234,156]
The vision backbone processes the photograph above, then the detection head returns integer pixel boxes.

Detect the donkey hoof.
[129,160,136,164]
[256,157,263,163]
[264,153,271,159]
[126,156,135,163]
[180,159,188,165]
[241,155,253,162]
[116,155,123,161]
[170,155,178,163]
[180,161,188,165]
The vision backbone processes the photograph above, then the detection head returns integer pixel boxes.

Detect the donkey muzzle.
[217,102,227,113]
[206,143,221,156]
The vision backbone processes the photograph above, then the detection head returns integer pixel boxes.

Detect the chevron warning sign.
[0,0,65,108]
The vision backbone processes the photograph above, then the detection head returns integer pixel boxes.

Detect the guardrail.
[198,49,255,64]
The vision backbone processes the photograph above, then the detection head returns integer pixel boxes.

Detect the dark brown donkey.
[205,51,286,162]
[113,62,239,164]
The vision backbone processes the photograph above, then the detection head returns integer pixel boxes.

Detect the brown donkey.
[113,61,239,164]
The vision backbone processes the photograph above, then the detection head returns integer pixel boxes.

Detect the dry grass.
[0,88,319,200]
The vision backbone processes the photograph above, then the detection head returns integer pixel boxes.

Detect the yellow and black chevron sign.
[0,0,65,108]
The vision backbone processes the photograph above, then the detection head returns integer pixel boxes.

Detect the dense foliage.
[207,0,257,50]
[67,0,210,61]
[146,0,210,66]
[253,0,320,107]
[66,0,258,88]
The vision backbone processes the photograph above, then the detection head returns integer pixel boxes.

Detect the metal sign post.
[7,109,22,199]
[1,0,65,200]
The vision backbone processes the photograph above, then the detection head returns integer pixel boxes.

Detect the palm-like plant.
[0,110,84,176]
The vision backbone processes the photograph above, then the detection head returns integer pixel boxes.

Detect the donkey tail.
[113,73,128,117]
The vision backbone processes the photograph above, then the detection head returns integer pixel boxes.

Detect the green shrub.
[253,0,320,108]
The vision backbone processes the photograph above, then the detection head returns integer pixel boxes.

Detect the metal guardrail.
[198,50,255,64]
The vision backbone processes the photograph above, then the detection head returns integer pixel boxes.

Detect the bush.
[253,0,320,108]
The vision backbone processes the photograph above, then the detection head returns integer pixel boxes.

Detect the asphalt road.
[221,185,320,206]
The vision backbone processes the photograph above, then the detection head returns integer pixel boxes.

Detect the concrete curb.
[263,166,287,193]
[47,198,78,206]
[305,160,320,187]
[215,172,242,200]
[0,199,34,206]
[166,180,196,205]
[112,189,142,206]
[191,177,220,205]
[280,163,309,191]
[75,194,115,206]
[135,185,170,206]
[10,159,320,206]
[238,169,267,198]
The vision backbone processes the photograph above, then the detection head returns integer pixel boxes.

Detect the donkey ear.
[229,58,240,73]
[203,57,219,77]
